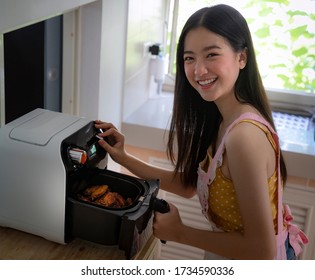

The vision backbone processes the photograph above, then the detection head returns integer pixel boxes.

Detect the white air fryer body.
[0,109,91,243]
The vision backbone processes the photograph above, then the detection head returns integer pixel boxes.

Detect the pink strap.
[231,114,287,258]
[203,112,278,185]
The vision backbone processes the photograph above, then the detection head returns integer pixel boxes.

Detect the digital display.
[88,144,97,158]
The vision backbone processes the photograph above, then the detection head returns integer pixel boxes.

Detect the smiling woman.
[166,0,315,98]
[96,4,308,260]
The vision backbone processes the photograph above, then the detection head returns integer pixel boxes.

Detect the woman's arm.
[224,122,277,258]
[95,121,196,198]
[154,204,275,259]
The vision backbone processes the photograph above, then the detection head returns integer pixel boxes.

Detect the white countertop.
[123,94,315,179]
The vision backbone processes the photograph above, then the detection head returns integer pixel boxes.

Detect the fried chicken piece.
[96,192,130,208]
[113,192,126,207]
[96,192,117,207]
[84,184,109,200]
[79,185,134,208]
[83,185,99,196]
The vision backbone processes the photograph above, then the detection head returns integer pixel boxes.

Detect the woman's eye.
[184,56,193,62]
[207,53,218,58]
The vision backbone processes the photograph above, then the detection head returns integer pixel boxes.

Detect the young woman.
[95,4,307,259]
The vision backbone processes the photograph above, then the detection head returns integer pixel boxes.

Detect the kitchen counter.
[0,226,157,260]
[0,226,125,260]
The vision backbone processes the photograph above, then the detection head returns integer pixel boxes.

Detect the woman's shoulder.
[224,119,273,155]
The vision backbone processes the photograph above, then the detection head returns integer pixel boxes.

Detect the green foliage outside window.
[167,0,315,93]
[244,0,315,93]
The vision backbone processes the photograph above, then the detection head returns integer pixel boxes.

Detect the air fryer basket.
[65,168,158,249]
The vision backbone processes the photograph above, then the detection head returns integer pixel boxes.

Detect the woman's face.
[183,27,246,103]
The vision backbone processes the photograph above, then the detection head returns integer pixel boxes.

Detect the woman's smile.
[197,77,218,87]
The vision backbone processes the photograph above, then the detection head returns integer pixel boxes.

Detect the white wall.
[75,0,128,126]
[97,0,128,125]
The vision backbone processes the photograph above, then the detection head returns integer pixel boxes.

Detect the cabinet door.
[283,185,315,260]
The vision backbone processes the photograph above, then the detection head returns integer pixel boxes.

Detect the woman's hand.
[153,203,183,243]
[94,120,127,164]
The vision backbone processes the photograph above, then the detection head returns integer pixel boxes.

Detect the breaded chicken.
[84,184,109,200]
[96,192,116,207]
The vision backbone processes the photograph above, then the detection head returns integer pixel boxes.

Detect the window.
[164,0,315,109]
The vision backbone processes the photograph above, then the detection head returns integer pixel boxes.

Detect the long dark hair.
[167,4,287,187]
